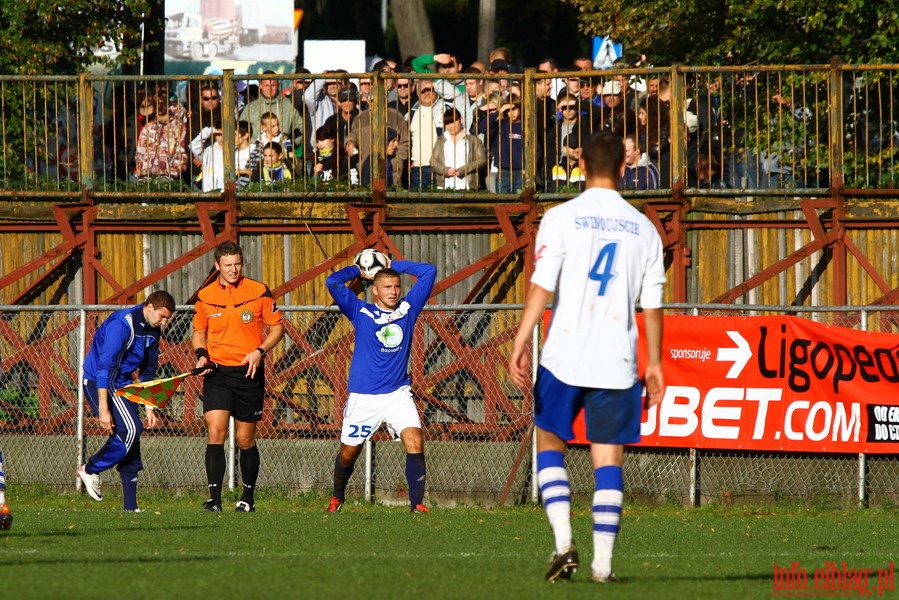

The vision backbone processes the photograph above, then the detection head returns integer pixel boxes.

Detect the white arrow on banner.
[716,331,752,378]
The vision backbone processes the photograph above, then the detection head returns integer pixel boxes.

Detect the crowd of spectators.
[65,48,837,193]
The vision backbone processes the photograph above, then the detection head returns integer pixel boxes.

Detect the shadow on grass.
[0,554,223,567]
[9,523,215,539]
[640,572,773,583]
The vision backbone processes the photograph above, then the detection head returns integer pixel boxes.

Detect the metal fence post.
[530,320,539,505]
[370,69,387,197]
[669,65,686,188]
[689,307,701,507]
[827,58,844,191]
[859,307,868,508]
[522,68,537,193]
[75,309,87,491]
[227,416,236,490]
[76,73,94,191]
[858,453,868,509]
[221,69,236,186]
[364,439,373,503]
[689,448,700,507]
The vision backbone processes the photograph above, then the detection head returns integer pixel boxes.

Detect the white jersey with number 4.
[531,187,666,389]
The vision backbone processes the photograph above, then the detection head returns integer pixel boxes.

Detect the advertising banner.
[569,315,899,453]
[164,0,296,75]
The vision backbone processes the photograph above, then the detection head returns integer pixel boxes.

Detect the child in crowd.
[235,120,256,178]
[551,130,585,190]
[259,141,292,184]
[190,118,225,192]
[191,120,258,191]
[259,112,284,147]
[313,125,343,183]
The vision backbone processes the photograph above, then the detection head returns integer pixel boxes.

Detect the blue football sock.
[121,471,138,511]
[406,453,426,508]
[332,454,355,501]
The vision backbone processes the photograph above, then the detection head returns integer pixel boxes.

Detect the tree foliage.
[0,0,156,75]
[562,0,899,65]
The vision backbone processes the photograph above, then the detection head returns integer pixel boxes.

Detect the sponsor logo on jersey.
[361,301,411,325]
[376,323,403,348]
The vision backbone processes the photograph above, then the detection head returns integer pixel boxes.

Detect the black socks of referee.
[205,443,225,502]
[205,444,259,505]
[239,445,260,504]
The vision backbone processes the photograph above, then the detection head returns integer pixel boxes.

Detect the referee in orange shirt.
[192,241,285,512]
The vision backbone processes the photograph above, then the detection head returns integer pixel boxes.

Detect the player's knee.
[207,428,227,444]
[337,445,362,467]
[235,436,255,450]
[402,428,424,453]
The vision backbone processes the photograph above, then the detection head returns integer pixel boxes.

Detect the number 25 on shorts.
[589,240,620,296]
[348,424,373,439]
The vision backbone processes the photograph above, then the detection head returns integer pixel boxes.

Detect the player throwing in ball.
[509,131,666,583]
[325,250,437,513]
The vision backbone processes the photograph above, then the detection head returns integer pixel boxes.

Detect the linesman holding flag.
[78,290,176,512]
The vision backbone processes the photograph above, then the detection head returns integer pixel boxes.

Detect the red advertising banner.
[570,315,899,453]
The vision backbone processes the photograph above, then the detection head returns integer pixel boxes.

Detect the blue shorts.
[534,366,642,445]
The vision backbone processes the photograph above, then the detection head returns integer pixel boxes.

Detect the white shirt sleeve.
[639,228,666,309]
[530,210,564,292]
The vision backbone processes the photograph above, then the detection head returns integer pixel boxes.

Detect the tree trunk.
[477,0,496,64]
[392,0,434,62]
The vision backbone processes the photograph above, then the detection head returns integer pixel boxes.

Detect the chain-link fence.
[1,304,898,507]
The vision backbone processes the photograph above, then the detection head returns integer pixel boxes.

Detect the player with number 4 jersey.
[533,165,666,390]
[326,255,436,513]
[510,131,666,584]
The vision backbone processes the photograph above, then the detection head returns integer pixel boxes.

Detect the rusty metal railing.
[1,61,897,201]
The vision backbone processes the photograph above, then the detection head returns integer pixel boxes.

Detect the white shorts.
[340,385,422,446]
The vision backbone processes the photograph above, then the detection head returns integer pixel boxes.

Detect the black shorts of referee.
[201,364,264,422]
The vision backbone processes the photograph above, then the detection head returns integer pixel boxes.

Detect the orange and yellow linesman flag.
[115,367,206,409]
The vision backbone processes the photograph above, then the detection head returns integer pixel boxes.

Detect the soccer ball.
[354,249,388,278]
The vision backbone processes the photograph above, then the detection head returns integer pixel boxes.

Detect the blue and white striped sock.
[537,450,572,554]
[592,465,624,577]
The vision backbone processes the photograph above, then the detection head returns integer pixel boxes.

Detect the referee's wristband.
[195,347,209,360]
[256,347,266,357]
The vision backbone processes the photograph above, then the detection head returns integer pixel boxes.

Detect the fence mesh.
[1,304,898,507]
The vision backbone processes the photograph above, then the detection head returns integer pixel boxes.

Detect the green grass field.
[1,489,896,599]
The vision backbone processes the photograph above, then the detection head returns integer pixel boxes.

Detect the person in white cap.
[594,80,638,139]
